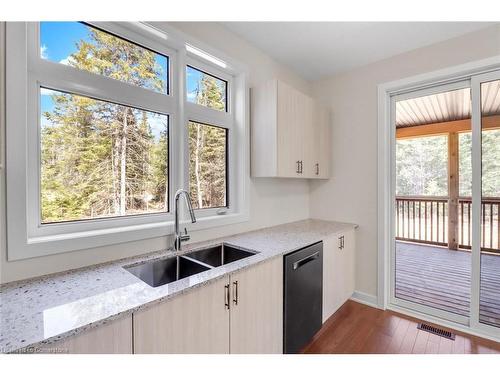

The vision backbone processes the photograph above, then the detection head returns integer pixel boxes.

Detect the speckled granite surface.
[0,219,356,353]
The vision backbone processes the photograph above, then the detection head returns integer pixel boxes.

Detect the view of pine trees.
[396,130,500,197]
[188,121,227,209]
[396,135,448,196]
[187,67,228,209]
[41,92,169,223]
[41,23,228,223]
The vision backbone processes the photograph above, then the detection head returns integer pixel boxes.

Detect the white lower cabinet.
[322,229,356,323]
[133,276,230,354]
[133,257,283,354]
[42,316,133,354]
[229,256,283,354]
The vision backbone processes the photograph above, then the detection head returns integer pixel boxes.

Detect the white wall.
[309,24,500,298]
[0,22,312,283]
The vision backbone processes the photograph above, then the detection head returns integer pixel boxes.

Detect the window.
[6,22,248,260]
[188,121,227,209]
[186,65,227,111]
[40,22,169,94]
[40,88,169,223]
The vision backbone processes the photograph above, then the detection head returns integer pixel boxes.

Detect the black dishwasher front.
[283,241,323,354]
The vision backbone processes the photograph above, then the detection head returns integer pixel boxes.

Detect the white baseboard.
[350,291,379,309]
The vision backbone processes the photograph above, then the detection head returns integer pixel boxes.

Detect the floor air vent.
[417,323,455,340]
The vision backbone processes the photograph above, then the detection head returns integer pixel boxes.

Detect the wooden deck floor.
[396,241,500,327]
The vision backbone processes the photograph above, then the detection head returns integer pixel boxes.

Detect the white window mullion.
[30,60,175,116]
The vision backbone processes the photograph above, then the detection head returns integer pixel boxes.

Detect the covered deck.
[396,241,500,326]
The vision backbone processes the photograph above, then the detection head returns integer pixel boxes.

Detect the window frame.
[184,56,235,218]
[6,22,249,260]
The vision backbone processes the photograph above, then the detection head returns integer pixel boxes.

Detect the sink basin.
[184,243,257,267]
[125,256,210,287]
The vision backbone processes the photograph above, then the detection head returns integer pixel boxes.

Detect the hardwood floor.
[302,301,500,354]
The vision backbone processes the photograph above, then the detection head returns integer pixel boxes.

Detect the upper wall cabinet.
[251,80,331,179]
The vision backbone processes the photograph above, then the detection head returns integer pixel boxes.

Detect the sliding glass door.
[391,69,500,337]
[392,81,472,325]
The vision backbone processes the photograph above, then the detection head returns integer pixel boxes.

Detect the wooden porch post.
[448,132,459,250]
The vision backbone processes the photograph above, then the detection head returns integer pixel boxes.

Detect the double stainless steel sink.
[124,244,257,287]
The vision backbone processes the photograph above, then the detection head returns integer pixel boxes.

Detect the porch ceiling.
[396,80,500,128]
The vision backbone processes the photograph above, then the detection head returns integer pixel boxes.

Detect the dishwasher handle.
[292,251,320,270]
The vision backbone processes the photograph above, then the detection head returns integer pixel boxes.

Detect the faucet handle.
[180,227,190,242]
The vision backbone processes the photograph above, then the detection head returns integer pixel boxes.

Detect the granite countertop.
[0,219,356,353]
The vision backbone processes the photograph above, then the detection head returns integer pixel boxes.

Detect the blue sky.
[39,22,224,136]
[186,66,226,109]
[40,22,169,138]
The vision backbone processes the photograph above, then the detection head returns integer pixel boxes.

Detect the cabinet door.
[322,235,337,323]
[133,276,230,354]
[230,257,283,353]
[42,316,132,354]
[340,229,356,302]
[277,81,303,177]
[312,104,331,179]
[322,230,356,322]
[301,94,315,178]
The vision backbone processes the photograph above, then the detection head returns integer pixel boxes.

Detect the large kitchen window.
[5,22,248,260]
[40,88,169,223]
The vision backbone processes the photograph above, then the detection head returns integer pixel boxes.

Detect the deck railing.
[395,196,448,246]
[396,196,500,253]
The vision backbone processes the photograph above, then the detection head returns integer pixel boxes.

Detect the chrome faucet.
[173,189,197,251]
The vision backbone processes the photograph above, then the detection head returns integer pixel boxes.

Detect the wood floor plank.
[303,300,500,354]
[452,335,465,354]
[438,336,453,354]
[412,329,430,353]
[399,321,419,353]
[385,318,411,353]
[425,340,440,354]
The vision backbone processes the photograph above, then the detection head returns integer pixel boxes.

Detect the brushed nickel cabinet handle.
[232,281,238,305]
[224,284,230,309]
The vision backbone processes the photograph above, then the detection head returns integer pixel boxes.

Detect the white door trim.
[470,70,500,338]
[377,54,500,340]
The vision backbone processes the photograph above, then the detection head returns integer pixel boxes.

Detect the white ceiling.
[221,22,497,80]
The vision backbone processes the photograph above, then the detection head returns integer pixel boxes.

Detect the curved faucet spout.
[173,189,197,251]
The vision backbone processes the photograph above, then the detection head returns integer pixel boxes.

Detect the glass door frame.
[470,70,500,337]
[389,80,472,327]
